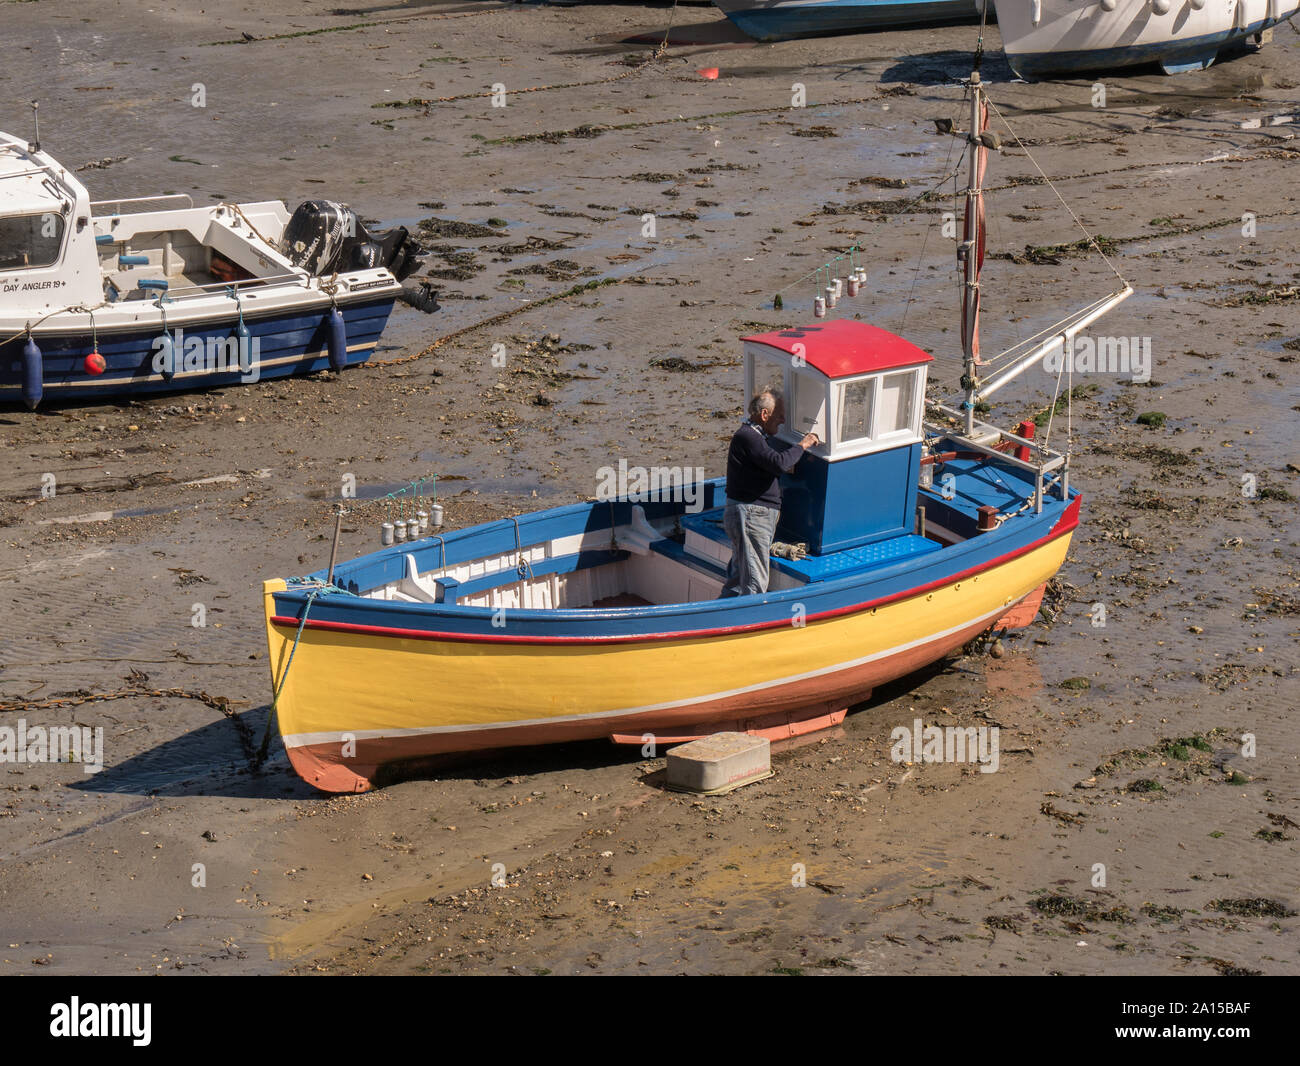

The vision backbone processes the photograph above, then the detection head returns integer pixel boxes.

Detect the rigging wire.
[984,95,1130,287]
[899,84,965,336]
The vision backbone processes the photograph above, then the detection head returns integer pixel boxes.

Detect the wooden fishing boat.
[994,0,1298,77]
[711,0,980,41]
[0,118,429,409]
[262,71,1131,793]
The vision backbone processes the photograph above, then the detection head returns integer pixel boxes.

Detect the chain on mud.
[1,688,238,718]
[361,277,621,370]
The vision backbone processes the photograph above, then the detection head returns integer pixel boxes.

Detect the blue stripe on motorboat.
[0,296,395,401]
[722,0,978,41]
[1007,19,1274,78]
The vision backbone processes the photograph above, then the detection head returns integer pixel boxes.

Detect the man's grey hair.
[749,388,782,419]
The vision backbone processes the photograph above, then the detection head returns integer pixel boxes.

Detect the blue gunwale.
[272,463,1080,642]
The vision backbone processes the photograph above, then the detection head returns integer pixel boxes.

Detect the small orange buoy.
[84,351,106,375]
[697,68,719,80]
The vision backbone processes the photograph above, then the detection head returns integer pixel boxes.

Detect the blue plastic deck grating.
[681,509,940,583]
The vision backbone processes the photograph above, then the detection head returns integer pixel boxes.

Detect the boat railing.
[91,194,195,216]
[925,402,1069,513]
[154,271,308,301]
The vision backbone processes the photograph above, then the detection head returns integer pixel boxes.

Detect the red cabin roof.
[742,320,933,379]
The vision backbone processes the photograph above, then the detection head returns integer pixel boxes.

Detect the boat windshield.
[0,212,65,269]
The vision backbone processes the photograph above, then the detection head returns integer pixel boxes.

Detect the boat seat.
[442,548,628,602]
[677,509,941,585]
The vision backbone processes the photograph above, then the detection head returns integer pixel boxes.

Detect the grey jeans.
[720,498,780,598]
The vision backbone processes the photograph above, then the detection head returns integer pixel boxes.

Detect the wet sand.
[1,2,1297,975]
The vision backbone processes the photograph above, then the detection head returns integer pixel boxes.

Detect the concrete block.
[666,732,772,795]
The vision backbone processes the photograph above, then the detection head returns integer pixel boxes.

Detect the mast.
[959,71,987,437]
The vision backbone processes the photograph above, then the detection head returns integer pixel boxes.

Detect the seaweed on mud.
[1210,959,1264,976]
[1094,731,1225,779]
[1118,485,1181,511]
[1216,284,1300,307]
[488,236,572,257]
[651,357,707,373]
[850,175,909,189]
[418,217,503,239]
[1000,235,1121,265]
[1090,443,1193,471]
[1031,893,1132,924]
[1210,898,1297,918]
[1029,383,1098,427]
[1140,903,1185,923]
[984,914,1023,933]
[1040,802,1085,825]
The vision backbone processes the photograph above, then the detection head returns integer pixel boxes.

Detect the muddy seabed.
[1,3,1297,976]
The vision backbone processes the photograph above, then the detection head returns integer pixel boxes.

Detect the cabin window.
[789,370,827,443]
[0,213,66,270]
[749,350,788,410]
[876,371,918,437]
[837,377,875,444]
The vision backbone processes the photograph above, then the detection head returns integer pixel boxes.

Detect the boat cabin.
[741,320,931,553]
[0,130,299,316]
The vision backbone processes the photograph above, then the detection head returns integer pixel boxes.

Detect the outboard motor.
[281,200,424,282]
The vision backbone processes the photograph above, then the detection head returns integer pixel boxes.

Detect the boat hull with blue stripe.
[1,296,395,402]
[713,0,980,40]
[993,0,1296,78]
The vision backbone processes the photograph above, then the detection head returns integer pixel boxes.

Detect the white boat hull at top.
[993,0,1298,77]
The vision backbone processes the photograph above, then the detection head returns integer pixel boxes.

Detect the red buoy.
[84,351,106,376]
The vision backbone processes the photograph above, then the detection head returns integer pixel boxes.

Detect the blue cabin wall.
[778,442,921,554]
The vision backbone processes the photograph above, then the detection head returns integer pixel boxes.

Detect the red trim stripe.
[272,497,1079,647]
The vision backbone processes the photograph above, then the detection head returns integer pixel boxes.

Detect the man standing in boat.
[720,390,817,597]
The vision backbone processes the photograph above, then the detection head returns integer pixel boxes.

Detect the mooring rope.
[256,586,322,764]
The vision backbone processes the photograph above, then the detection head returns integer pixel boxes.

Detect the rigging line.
[984,95,1129,286]
[973,0,991,72]
[1040,338,1068,451]
[770,158,968,300]
[900,86,964,335]
[976,292,1120,371]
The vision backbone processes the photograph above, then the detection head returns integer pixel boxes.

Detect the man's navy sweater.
[725,421,805,509]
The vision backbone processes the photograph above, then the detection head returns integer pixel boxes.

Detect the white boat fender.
[1151,0,1171,12]
[154,296,176,381]
[21,334,42,410]
[1188,0,1205,8]
[1100,0,1118,10]
[1032,0,1042,25]
[326,305,347,371]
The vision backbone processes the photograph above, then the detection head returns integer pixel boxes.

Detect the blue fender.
[21,336,42,410]
[326,307,347,371]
